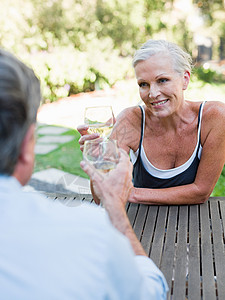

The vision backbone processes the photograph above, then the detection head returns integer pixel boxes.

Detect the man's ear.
[183,71,190,90]
[13,124,36,185]
[18,124,35,164]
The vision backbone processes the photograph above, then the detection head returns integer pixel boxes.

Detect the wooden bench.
[44,194,225,300]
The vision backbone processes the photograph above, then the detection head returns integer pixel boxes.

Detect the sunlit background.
[1,0,224,106]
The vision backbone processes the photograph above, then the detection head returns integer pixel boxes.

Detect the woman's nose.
[149,84,160,98]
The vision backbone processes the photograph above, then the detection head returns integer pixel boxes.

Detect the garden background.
[1,0,225,195]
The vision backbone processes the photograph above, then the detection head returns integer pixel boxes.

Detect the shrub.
[21,41,133,103]
[193,65,224,83]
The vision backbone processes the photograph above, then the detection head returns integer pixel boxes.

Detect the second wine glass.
[84,106,114,139]
[83,139,119,173]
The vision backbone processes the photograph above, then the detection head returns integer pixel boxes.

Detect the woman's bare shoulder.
[200,101,225,145]
[116,105,142,123]
[203,101,225,122]
[188,100,225,120]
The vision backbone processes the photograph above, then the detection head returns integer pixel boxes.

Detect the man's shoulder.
[25,192,109,223]
[0,179,109,229]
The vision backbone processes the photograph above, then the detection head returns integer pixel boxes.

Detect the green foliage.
[143,0,170,37]
[171,19,195,54]
[20,42,132,103]
[0,0,35,52]
[0,0,224,103]
[211,166,225,197]
[193,66,224,83]
[192,0,225,56]
[95,0,144,54]
[193,0,224,24]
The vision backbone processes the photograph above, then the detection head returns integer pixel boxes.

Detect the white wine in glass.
[84,106,114,139]
[83,139,118,173]
[93,161,117,173]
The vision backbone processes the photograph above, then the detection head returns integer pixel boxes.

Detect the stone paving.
[34,124,74,155]
[24,123,91,194]
[24,168,91,194]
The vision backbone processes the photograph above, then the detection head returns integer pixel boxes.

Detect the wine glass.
[84,106,114,139]
[83,139,119,173]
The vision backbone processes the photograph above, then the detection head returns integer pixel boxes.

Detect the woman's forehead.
[135,53,175,76]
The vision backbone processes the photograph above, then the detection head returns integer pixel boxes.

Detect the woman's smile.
[151,99,169,107]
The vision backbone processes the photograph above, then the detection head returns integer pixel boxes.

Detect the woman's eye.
[139,82,148,87]
[159,78,168,83]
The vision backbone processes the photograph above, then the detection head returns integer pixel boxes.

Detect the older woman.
[78,39,225,205]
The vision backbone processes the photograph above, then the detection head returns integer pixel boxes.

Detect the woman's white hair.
[132,39,192,74]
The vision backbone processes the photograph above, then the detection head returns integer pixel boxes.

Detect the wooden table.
[44,193,225,300]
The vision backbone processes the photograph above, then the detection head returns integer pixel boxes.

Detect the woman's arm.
[129,102,225,205]
[89,106,141,204]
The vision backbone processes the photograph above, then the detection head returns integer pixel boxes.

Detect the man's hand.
[80,149,134,208]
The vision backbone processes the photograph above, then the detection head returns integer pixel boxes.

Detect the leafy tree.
[192,0,225,59]
[193,0,224,24]
[95,0,143,55]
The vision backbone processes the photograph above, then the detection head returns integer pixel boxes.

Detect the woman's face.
[134,53,190,118]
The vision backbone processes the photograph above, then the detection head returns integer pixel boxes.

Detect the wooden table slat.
[150,206,168,268]
[160,206,178,299]
[210,200,225,298]
[141,206,159,255]
[173,206,188,300]
[127,203,139,227]
[132,205,149,240]
[200,202,217,300]
[219,200,225,239]
[188,205,201,300]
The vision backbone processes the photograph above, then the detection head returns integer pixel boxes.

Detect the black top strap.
[137,105,144,157]
[197,101,206,147]
[197,102,203,127]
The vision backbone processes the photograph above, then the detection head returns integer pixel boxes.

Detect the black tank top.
[132,102,206,188]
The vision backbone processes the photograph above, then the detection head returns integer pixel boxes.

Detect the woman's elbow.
[194,184,212,204]
[198,195,210,204]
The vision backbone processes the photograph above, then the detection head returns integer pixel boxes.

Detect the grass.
[34,128,89,179]
[211,168,225,196]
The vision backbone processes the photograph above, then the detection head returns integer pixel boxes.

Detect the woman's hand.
[77,124,100,152]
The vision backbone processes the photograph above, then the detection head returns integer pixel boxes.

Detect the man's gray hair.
[0,49,41,175]
[132,39,192,74]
